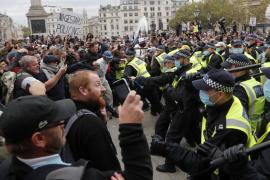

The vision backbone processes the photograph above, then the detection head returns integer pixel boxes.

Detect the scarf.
[41,62,59,80]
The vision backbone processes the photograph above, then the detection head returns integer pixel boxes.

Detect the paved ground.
[107,111,186,180]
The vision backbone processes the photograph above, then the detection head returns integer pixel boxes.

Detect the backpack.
[0,71,16,104]
[60,109,97,163]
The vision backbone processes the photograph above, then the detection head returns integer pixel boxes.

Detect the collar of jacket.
[73,100,100,114]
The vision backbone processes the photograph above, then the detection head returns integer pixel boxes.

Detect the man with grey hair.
[13,55,45,98]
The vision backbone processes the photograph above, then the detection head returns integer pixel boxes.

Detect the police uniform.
[202,43,224,72]
[162,69,255,180]
[124,50,162,115]
[221,54,265,134]
[149,45,167,77]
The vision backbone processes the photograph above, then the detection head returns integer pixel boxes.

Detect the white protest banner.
[249,17,256,27]
[55,11,83,37]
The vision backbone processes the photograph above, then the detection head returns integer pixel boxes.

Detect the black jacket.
[166,98,248,180]
[0,124,152,180]
[203,52,223,72]
[86,51,102,65]
[149,58,162,77]
[66,100,121,171]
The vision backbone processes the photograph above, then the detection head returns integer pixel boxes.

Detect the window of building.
[150,1,155,5]
[151,12,155,17]
[111,25,114,30]
[157,12,162,16]
[130,26,133,31]
[104,25,107,30]
[144,13,148,17]
[105,32,107,35]
[129,6,132,10]
[158,7,161,11]
[135,20,138,23]
[144,1,146,5]
[117,25,119,29]
[158,1,160,5]
[134,6,138,10]
[166,12,169,16]
[150,7,155,11]
[124,26,128,31]
[129,13,133,16]
[124,13,127,17]
[123,6,127,10]
[135,12,138,16]
[103,13,106,17]
[130,20,133,23]
[144,7,147,11]
[124,20,128,24]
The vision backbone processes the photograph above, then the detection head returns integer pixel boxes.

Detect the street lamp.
[193,9,200,22]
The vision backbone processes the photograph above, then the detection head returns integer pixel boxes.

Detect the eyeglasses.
[40,120,66,131]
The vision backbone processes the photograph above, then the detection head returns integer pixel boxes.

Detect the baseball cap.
[43,55,60,64]
[103,51,113,59]
[215,42,226,48]
[205,43,216,49]
[0,96,76,144]
[221,54,251,68]
[192,69,235,93]
[261,67,270,79]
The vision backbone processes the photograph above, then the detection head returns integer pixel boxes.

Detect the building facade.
[95,0,195,38]
[0,14,17,41]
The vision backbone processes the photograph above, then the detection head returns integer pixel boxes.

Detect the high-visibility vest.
[256,122,270,144]
[171,68,197,89]
[240,78,265,132]
[190,51,204,70]
[208,52,224,63]
[160,67,178,91]
[128,57,150,78]
[193,25,199,33]
[115,62,127,80]
[245,52,258,64]
[201,96,256,148]
[156,52,166,72]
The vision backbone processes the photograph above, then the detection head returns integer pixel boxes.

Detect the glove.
[150,135,166,157]
[197,142,223,160]
[223,144,247,163]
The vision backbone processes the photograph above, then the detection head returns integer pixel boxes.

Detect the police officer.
[147,50,201,173]
[124,49,162,115]
[245,35,260,60]
[202,43,224,71]
[149,45,167,77]
[209,67,270,180]
[221,54,265,135]
[151,69,256,179]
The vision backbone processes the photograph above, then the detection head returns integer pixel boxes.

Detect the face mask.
[264,79,270,102]
[203,50,210,56]
[199,90,215,106]
[216,48,221,52]
[175,60,182,68]
[230,48,244,54]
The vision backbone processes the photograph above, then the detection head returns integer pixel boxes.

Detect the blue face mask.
[175,60,182,68]
[230,48,244,54]
[203,51,210,56]
[199,90,215,106]
[264,79,270,102]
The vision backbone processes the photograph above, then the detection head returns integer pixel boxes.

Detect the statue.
[31,0,42,6]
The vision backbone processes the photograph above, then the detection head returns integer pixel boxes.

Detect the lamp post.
[193,9,200,23]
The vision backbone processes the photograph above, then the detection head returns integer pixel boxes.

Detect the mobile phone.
[113,78,130,104]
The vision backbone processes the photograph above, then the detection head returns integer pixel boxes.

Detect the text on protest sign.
[55,11,83,37]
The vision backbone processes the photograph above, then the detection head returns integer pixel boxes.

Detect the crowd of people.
[0,26,270,180]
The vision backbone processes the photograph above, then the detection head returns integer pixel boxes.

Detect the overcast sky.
[0,0,120,26]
